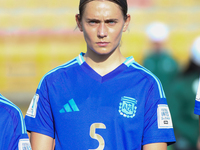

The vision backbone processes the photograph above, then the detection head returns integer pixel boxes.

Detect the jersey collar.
[77,53,135,83]
[76,52,135,67]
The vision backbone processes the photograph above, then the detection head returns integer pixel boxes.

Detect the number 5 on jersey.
[89,123,106,150]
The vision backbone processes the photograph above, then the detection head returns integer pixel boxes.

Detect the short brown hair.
[78,0,128,21]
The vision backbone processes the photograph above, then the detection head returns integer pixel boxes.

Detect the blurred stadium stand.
[0,0,200,109]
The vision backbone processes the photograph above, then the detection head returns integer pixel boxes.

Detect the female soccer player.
[0,93,31,150]
[25,0,176,149]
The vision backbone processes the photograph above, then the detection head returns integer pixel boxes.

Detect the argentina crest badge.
[119,96,137,118]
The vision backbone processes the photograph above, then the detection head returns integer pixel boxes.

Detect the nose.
[97,23,108,38]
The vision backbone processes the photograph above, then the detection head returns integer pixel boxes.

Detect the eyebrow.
[86,18,118,22]
[105,19,118,23]
[86,19,100,22]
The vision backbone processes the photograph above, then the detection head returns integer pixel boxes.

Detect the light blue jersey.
[0,94,31,150]
[25,53,175,149]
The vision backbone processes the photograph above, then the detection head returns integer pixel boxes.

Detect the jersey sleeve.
[0,106,31,150]
[142,80,176,146]
[194,77,200,115]
[25,77,55,138]
[11,127,31,150]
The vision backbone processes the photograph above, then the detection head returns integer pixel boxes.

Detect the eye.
[109,21,115,24]
[89,21,96,25]
[106,20,117,25]
[88,20,99,26]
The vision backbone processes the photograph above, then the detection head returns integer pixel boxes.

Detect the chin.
[92,46,116,55]
[93,50,115,56]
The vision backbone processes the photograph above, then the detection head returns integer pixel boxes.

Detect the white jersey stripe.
[77,53,85,65]
[124,56,135,67]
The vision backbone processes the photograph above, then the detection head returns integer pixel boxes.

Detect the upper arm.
[25,89,55,138]
[143,142,167,150]
[30,132,54,150]
[142,80,175,145]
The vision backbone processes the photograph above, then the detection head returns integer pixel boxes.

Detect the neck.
[84,49,126,76]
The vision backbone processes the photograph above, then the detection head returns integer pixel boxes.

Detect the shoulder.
[162,52,178,63]
[0,94,26,134]
[143,52,155,59]
[0,95,22,119]
[126,57,160,83]
[47,57,79,77]
[125,58,165,98]
[37,56,80,89]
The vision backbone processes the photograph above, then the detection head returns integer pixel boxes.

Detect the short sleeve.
[0,106,31,150]
[142,80,176,145]
[25,78,55,138]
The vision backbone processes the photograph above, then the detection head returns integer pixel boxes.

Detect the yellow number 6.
[89,123,106,150]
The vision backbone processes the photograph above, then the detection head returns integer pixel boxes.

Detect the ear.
[75,14,83,32]
[123,14,131,32]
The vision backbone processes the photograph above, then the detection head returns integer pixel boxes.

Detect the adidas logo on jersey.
[59,99,79,113]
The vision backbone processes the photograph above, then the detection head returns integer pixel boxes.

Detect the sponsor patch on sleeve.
[26,94,39,118]
[157,104,173,129]
[18,139,32,150]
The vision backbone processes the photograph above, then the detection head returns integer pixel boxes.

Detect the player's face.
[76,0,130,56]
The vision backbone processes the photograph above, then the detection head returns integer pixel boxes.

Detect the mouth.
[96,42,110,47]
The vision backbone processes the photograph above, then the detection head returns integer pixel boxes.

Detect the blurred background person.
[142,22,180,99]
[168,36,200,150]
[193,37,200,150]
